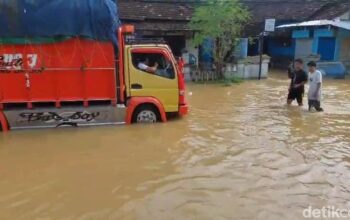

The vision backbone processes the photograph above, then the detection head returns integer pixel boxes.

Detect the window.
[132,52,175,79]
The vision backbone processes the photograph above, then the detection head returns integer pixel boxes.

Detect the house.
[242,0,346,68]
[276,1,350,76]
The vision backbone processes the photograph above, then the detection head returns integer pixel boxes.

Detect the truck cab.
[124,43,187,122]
[117,25,188,124]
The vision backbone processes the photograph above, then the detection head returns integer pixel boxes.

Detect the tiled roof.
[308,2,350,20]
[119,1,194,21]
[118,0,350,32]
[244,1,325,22]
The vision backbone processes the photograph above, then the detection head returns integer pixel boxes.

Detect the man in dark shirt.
[287,59,308,106]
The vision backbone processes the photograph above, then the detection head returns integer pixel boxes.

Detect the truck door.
[127,48,179,112]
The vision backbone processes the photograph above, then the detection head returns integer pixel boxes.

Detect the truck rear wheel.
[132,105,159,123]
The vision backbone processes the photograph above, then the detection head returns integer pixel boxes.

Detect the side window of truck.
[132,52,175,79]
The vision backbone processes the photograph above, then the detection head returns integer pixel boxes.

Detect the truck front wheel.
[132,105,160,123]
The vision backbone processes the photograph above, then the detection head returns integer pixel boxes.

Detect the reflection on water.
[1,73,350,220]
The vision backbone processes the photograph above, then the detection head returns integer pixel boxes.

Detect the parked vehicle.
[0,25,188,131]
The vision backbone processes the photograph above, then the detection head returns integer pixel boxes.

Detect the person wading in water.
[307,61,324,112]
[287,59,308,106]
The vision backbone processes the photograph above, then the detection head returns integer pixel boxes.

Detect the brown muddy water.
[1,72,350,220]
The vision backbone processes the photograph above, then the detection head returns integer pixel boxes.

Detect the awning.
[277,20,350,31]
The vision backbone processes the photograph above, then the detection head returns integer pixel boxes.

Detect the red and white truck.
[0,25,188,132]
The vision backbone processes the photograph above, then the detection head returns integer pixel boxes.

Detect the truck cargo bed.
[0,38,117,109]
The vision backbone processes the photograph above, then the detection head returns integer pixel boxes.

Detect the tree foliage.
[189,0,250,78]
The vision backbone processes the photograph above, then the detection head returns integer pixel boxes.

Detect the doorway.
[318,37,336,61]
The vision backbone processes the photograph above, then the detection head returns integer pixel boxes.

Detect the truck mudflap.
[179,104,189,116]
[0,111,9,132]
[4,105,126,130]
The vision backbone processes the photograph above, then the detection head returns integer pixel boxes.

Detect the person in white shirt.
[307,61,324,112]
[137,58,158,73]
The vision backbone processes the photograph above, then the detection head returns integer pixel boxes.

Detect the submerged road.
[1,72,350,220]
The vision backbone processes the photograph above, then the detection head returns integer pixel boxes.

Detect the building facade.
[117,0,350,75]
[118,0,197,60]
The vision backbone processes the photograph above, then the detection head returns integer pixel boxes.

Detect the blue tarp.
[0,0,120,45]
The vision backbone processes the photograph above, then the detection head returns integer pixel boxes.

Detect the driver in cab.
[138,58,158,74]
[137,55,174,78]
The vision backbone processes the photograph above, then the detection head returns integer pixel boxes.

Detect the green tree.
[189,0,250,79]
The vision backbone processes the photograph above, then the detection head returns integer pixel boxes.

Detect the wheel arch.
[126,97,167,124]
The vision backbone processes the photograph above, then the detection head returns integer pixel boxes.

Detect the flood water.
[1,72,350,220]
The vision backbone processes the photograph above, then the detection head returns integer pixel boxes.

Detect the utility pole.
[258,32,264,80]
